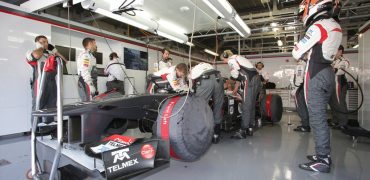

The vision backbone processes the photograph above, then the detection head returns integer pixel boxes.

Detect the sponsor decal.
[102,141,158,180]
[141,144,156,159]
[112,148,130,163]
[301,38,307,44]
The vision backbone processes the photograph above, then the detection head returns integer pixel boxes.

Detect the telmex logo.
[112,148,130,163]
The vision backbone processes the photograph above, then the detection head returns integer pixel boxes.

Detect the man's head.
[82,38,97,52]
[35,35,49,49]
[175,63,188,78]
[221,50,234,63]
[335,45,344,58]
[255,62,264,70]
[109,52,119,61]
[162,48,170,60]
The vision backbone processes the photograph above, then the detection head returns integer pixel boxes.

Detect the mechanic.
[221,50,261,139]
[77,37,98,101]
[255,62,269,84]
[190,62,224,143]
[328,45,350,130]
[158,48,173,71]
[292,0,342,173]
[150,63,188,92]
[26,35,68,123]
[290,59,310,132]
[105,52,126,94]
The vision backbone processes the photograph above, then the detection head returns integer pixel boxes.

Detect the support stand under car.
[30,56,64,179]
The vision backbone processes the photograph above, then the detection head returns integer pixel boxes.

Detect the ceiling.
[2,0,370,59]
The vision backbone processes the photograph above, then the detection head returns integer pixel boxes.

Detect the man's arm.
[335,58,350,75]
[78,54,93,85]
[292,25,321,60]
[26,48,44,62]
[233,81,240,95]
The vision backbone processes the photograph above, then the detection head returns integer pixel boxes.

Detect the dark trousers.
[194,74,224,125]
[107,80,125,95]
[240,75,261,129]
[295,85,309,126]
[305,67,335,156]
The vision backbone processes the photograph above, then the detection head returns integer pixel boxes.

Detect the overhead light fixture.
[217,0,233,14]
[227,22,244,37]
[158,19,187,36]
[203,0,225,18]
[20,0,64,12]
[186,42,195,47]
[81,1,189,44]
[157,31,187,44]
[270,22,278,27]
[203,0,251,38]
[353,44,359,48]
[235,14,251,35]
[359,33,363,38]
[94,8,150,30]
[204,49,219,56]
[277,40,283,47]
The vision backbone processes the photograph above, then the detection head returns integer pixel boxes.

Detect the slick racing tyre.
[155,95,214,162]
[260,94,283,122]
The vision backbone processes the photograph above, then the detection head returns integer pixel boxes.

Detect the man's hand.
[88,83,97,97]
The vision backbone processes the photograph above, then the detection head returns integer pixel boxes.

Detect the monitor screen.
[94,52,103,65]
[124,48,148,71]
[55,45,76,62]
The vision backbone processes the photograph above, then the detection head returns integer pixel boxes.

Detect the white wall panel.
[0,12,51,136]
[358,25,370,130]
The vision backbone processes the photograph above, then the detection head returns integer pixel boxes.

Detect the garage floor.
[1,112,370,180]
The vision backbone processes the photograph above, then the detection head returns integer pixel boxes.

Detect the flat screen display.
[124,48,148,71]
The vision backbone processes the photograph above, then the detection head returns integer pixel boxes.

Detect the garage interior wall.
[358,21,370,131]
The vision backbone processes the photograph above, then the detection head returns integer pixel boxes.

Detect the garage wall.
[0,11,51,136]
[358,22,370,131]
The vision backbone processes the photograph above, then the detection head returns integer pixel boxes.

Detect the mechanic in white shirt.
[158,48,173,71]
[77,37,98,101]
[104,52,126,94]
[148,63,188,93]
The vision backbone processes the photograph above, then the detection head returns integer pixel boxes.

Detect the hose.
[339,68,364,114]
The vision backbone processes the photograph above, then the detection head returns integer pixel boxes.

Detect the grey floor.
[1,112,370,180]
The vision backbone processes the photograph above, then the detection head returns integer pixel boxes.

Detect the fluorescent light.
[203,0,225,18]
[227,22,244,37]
[204,49,219,56]
[218,0,233,14]
[359,33,363,38]
[95,8,149,30]
[157,31,186,43]
[20,0,64,12]
[158,19,187,36]
[186,42,195,47]
[277,40,283,46]
[235,14,251,35]
[353,44,359,48]
[270,22,278,27]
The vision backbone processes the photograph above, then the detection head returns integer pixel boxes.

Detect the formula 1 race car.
[32,90,214,179]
